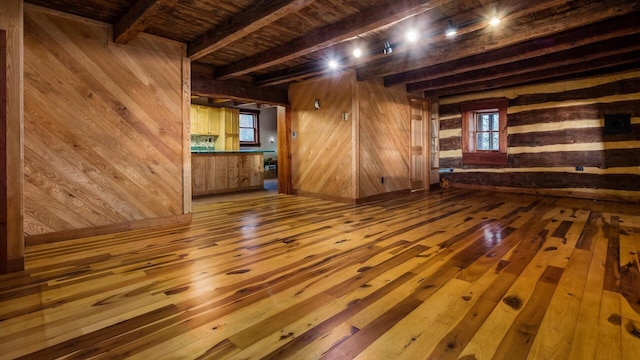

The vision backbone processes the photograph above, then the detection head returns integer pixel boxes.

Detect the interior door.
[410,96,429,192]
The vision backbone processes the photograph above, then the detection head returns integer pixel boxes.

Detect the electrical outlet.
[575,166,584,171]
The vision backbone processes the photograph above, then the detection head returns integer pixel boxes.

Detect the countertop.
[191,149,275,154]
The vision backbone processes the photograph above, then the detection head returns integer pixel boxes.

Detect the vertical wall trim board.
[0,29,7,273]
[0,0,25,273]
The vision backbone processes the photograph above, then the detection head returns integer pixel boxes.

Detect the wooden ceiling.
[25,0,640,103]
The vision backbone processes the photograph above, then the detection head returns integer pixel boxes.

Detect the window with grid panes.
[461,98,508,166]
[239,111,260,146]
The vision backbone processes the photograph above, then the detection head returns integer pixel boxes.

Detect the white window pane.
[477,114,490,131]
[490,113,499,131]
[239,128,254,142]
[491,131,499,150]
[477,133,490,150]
[239,114,254,128]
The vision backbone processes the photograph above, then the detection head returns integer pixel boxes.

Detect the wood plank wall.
[289,72,412,203]
[0,0,24,273]
[22,5,190,243]
[1,30,7,273]
[289,72,356,202]
[438,70,640,202]
[358,78,410,198]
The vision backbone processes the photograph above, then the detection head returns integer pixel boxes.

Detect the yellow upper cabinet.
[190,105,221,136]
[191,105,239,150]
[222,108,239,136]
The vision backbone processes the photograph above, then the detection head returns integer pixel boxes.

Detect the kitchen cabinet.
[190,105,220,136]
[191,152,264,196]
[190,105,239,149]
[214,108,240,150]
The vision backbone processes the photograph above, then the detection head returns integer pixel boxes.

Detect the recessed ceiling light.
[353,48,362,58]
[328,59,339,69]
[489,16,501,26]
[406,30,418,42]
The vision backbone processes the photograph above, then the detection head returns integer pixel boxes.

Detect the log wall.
[289,72,411,202]
[0,0,24,273]
[23,5,191,241]
[438,70,640,202]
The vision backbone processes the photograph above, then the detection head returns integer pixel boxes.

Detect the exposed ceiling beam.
[392,13,640,88]
[113,0,178,44]
[214,0,454,80]
[192,73,289,106]
[188,0,317,60]
[428,55,640,98]
[356,0,640,81]
[254,0,596,87]
[407,33,640,93]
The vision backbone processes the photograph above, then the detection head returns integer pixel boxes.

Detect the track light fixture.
[445,19,457,37]
[383,41,393,55]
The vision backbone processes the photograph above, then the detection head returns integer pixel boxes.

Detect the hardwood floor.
[1,189,639,359]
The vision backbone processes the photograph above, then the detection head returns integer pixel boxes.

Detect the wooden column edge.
[25,214,193,247]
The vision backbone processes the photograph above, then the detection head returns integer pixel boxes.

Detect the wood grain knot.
[164,286,190,296]
[626,321,640,338]
[226,269,250,275]
[544,246,558,251]
[502,295,523,310]
[357,266,372,272]
[279,332,294,340]
[462,295,472,301]
[608,314,621,325]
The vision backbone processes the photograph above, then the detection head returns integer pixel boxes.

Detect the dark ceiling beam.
[427,53,640,98]
[254,62,326,87]
[114,0,178,44]
[386,12,640,88]
[188,0,317,60]
[254,0,594,87]
[214,0,454,80]
[357,0,640,81]
[192,73,289,106]
[407,33,640,93]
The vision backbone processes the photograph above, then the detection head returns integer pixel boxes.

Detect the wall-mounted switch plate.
[342,113,348,121]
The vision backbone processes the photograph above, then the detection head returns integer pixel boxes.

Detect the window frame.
[461,98,508,166]
[239,109,260,146]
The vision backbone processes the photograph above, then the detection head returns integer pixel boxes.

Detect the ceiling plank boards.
[188,0,317,60]
[357,0,640,81]
[393,12,640,88]
[408,33,640,93]
[214,0,454,79]
[23,0,640,101]
[114,0,178,44]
